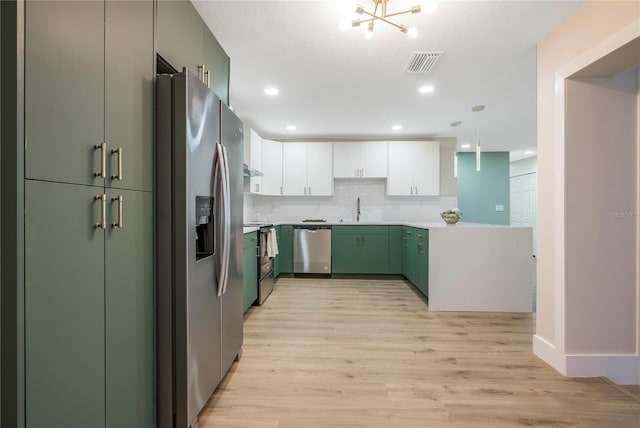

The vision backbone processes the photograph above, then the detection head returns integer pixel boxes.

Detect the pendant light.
[471,105,485,172]
[450,121,462,178]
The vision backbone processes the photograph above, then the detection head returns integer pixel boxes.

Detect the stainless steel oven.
[245,224,275,305]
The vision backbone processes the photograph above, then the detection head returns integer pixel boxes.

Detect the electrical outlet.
[495,205,505,212]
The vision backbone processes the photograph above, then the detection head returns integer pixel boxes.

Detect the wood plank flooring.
[199,278,640,427]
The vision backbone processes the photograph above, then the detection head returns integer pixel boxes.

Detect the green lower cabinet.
[25,181,154,427]
[388,225,403,274]
[400,227,429,298]
[26,180,106,427]
[243,232,258,312]
[278,225,294,274]
[332,226,389,274]
[415,230,429,298]
[105,189,154,428]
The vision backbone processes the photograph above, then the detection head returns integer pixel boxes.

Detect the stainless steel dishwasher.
[293,225,332,274]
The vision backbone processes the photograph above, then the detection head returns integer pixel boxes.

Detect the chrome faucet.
[356,197,361,223]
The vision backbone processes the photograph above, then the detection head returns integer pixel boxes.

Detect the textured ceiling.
[194,0,584,160]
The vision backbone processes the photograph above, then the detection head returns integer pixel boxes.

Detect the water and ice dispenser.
[195,196,214,260]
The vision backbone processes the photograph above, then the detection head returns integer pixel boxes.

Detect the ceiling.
[194,0,584,160]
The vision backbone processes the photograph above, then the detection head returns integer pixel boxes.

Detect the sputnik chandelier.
[349,0,427,38]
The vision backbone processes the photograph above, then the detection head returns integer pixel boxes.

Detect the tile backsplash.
[244,178,458,223]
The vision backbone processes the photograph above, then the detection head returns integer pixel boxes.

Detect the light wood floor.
[199,278,640,428]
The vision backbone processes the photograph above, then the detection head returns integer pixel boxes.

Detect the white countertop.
[243,221,529,232]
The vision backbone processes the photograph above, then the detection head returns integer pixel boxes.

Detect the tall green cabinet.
[23,1,154,426]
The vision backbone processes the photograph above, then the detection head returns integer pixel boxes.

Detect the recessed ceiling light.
[461,144,471,149]
[286,125,296,131]
[264,87,279,96]
[419,85,435,94]
[392,125,402,131]
[524,150,533,155]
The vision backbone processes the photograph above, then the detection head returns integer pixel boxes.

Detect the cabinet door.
[261,139,283,195]
[414,230,428,297]
[388,225,403,274]
[331,233,361,273]
[306,143,333,196]
[333,143,361,178]
[105,189,154,428]
[401,227,410,278]
[25,1,104,186]
[156,0,203,72]
[25,180,105,427]
[105,0,154,192]
[203,28,230,105]
[387,142,414,195]
[248,129,263,194]
[282,143,307,195]
[413,141,440,196]
[360,234,389,273]
[278,225,294,273]
[360,142,388,178]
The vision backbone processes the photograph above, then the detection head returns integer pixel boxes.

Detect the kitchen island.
[246,222,533,313]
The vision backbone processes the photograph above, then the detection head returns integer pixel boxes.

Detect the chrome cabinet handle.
[308,186,311,195]
[197,64,204,81]
[304,187,307,195]
[410,186,413,195]
[111,147,123,180]
[280,186,283,195]
[111,195,123,228]
[361,168,364,177]
[95,194,106,229]
[94,143,106,178]
[354,168,358,177]
[204,70,210,88]
[415,186,418,195]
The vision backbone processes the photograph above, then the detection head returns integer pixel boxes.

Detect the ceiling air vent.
[405,51,444,74]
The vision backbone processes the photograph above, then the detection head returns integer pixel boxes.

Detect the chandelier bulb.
[407,27,418,38]
[355,4,365,14]
[367,21,375,32]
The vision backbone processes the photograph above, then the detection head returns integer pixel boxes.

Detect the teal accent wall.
[457,152,510,225]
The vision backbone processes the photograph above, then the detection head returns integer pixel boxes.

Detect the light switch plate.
[495,205,505,212]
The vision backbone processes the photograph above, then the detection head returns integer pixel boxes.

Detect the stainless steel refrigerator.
[156,69,244,428]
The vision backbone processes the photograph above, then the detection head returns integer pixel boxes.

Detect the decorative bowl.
[440,210,462,225]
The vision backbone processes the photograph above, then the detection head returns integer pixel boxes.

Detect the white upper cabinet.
[387,141,440,196]
[282,142,333,196]
[245,128,263,194]
[333,142,387,178]
[261,139,283,195]
[306,143,333,195]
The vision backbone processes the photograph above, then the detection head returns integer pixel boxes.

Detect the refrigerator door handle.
[214,142,231,297]
[221,144,232,295]
[214,142,226,297]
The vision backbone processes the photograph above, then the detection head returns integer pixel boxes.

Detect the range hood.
[243,163,264,178]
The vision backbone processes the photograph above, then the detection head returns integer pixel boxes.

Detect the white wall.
[536,0,640,384]
[246,178,457,223]
[565,71,638,355]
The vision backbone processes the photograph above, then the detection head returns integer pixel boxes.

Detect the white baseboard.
[532,334,565,373]
[565,354,640,385]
